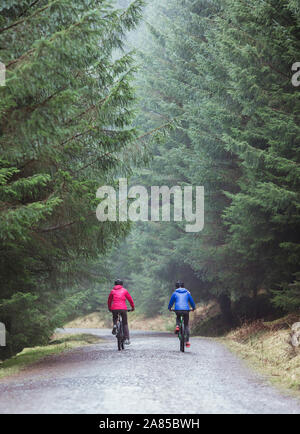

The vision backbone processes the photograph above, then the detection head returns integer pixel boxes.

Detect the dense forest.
[1,0,300,359]
[111,0,300,323]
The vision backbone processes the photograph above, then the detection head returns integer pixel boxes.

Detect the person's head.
[175,281,184,288]
[114,279,123,286]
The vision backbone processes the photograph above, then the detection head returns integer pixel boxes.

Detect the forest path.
[0,328,299,414]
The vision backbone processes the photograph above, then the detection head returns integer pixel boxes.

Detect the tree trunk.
[218,294,234,326]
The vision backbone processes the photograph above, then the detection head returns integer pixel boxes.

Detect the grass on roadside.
[65,312,111,328]
[221,314,300,396]
[66,310,174,332]
[0,333,101,380]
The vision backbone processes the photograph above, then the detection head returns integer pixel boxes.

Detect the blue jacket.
[168,288,196,311]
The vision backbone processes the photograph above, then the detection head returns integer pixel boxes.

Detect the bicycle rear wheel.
[117,321,123,351]
[180,322,185,352]
[121,322,125,349]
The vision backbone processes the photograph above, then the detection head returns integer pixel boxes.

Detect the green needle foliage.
[216,0,300,303]
[1,0,299,354]
[111,0,300,324]
[0,0,144,359]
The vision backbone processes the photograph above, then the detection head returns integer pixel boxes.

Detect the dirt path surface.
[0,329,300,414]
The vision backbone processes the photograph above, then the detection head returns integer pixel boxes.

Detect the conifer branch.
[0,2,54,34]
[38,211,95,233]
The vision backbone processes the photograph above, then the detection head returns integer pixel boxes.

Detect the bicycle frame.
[115,309,132,351]
[171,309,190,352]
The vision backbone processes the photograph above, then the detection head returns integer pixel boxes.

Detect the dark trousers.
[112,310,129,339]
[175,310,190,341]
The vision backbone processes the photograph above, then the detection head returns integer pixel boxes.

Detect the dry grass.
[65,311,174,332]
[129,312,174,331]
[65,312,111,329]
[227,319,268,344]
[65,306,211,333]
[223,315,300,395]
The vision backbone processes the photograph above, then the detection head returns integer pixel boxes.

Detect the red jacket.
[107,285,135,311]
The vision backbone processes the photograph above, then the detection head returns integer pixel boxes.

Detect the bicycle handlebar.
[170,308,193,312]
[108,308,134,312]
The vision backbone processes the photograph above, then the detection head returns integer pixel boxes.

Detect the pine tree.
[112,0,300,324]
[214,0,300,306]
[0,0,144,358]
[175,0,300,314]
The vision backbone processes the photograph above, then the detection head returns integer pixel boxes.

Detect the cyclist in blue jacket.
[168,281,196,348]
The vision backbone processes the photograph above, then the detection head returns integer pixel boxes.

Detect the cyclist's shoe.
[112,325,117,335]
[124,339,131,345]
[175,325,180,334]
[186,342,191,348]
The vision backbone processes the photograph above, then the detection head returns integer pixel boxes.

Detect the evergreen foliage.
[1,0,300,356]
[111,0,300,322]
[0,0,144,358]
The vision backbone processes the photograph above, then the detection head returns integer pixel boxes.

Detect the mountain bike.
[171,309,190,352]
[115,309,133,351]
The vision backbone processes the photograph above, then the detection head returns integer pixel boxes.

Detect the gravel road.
[0,328,299,414]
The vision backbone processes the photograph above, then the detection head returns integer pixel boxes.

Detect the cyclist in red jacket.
[107,279,135,345]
